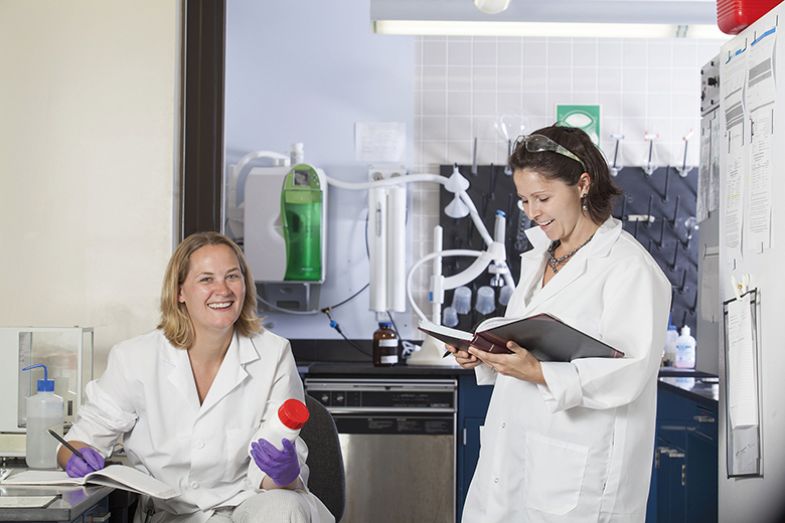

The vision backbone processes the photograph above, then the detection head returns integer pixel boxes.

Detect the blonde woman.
[58,232,333,523]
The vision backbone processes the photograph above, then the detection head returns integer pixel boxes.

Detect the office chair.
[301,394,346,522]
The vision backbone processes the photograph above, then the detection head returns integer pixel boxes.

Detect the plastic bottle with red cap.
[259,398,310,451]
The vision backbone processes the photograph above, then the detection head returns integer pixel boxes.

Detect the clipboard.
[722,287,762,478]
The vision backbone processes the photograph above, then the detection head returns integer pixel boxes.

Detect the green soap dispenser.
[281,164,323,281]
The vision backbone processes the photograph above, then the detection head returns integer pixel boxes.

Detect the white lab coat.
[66,329,334,523]
[463,217,671,523]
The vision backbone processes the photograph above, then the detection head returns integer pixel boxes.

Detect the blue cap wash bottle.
[22,364,64,469]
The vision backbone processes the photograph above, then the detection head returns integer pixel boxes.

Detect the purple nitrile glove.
[65,447,105,478]
[250,438,300,487]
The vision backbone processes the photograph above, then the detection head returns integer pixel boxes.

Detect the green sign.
[556,105,601,145]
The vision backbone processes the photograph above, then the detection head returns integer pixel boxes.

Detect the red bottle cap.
[278,399,310,430]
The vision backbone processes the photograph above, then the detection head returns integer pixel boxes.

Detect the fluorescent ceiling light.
[474,0,511,15]
[374,20,729,39]
[371,0,718,26]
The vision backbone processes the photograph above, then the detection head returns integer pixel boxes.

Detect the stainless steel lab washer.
[305,378,456,523]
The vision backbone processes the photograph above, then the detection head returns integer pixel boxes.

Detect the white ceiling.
[370,0,717,26]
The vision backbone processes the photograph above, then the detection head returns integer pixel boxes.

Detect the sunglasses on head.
[516,134,586,171]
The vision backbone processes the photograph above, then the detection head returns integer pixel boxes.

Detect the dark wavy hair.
[509,125,622,224]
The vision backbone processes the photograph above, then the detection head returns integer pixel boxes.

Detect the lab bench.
[0,461,137,523]
[647,371,719,523]
[296,344,719,522]
[0,484,111,522]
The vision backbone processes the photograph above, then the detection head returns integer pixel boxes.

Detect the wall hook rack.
[648,219,667,249]
[642,132,659,176]
[674,131,694,178]
[504,139,513,176]
[471,137,478,177]
[680,216,699,248]
[488,164,497,199]
[609,133,624,177]
[668,195,682,227]
[691,288,699,310]
[669,242,680,271]
[678,268,688,293]
[610,165,698,335]
[506,192,516,219]
[660,168,672,202]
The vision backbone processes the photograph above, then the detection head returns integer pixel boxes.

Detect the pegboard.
[612,166,699,333]
[438,164,699,334]
[438,164,528,333]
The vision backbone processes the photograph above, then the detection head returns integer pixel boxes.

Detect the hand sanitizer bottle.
[674,326,696,369]
[21,364,64,469]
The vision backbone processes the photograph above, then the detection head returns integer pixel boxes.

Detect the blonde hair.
[158,232,261,348]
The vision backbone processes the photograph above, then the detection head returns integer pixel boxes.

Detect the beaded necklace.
[546,235,594,274]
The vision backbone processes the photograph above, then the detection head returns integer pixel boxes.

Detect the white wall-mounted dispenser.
[243,152,328,312]
[367,165,407,313]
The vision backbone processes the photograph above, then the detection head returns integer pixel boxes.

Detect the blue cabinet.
[456,374,493,521]
[456,375,717,523]
[646,381,718,523]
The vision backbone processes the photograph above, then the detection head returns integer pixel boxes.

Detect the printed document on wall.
[744,27,776,252]
[699,247,720,322]
[355,122,406,162]
[710,116,721,214]
[697,113,722,222]
[726,292,759,428]
[746,111,773,251]
[697,116,711,222]
[720,49,747,262]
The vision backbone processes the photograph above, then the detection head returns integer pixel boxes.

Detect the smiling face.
[514,167,591,243]
[178,244,246,339]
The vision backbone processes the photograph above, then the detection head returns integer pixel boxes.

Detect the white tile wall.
[414,36,724,173]
[406,35,725,326]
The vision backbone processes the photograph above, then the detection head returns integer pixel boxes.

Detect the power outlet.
[368,164,407,182]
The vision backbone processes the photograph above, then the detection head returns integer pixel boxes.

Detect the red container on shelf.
[716,0,782,34]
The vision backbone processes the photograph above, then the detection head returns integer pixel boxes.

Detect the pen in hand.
[48,429,99,473]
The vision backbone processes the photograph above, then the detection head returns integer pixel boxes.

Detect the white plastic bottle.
[258,399,310,450]
[22,363,64,469]
[663,323,679,366]
[674,326,697,369]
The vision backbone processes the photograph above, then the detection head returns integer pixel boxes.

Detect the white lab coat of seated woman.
[462,217,671,522]
[64,329,334,523]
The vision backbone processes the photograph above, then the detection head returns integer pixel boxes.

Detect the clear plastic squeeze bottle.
[22,363,64,469]
[674,325,696,369]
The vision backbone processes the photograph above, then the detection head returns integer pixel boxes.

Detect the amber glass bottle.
[372,321,399,367]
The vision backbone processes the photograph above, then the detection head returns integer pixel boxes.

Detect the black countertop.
[292,339,472,377]
[657,367,719,404]
[299,361,471,377]
[299,358,719,400]
[659,377,719,405]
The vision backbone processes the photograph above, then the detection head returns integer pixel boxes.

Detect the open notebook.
[1,464,179,499]
[419,313,624,361]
